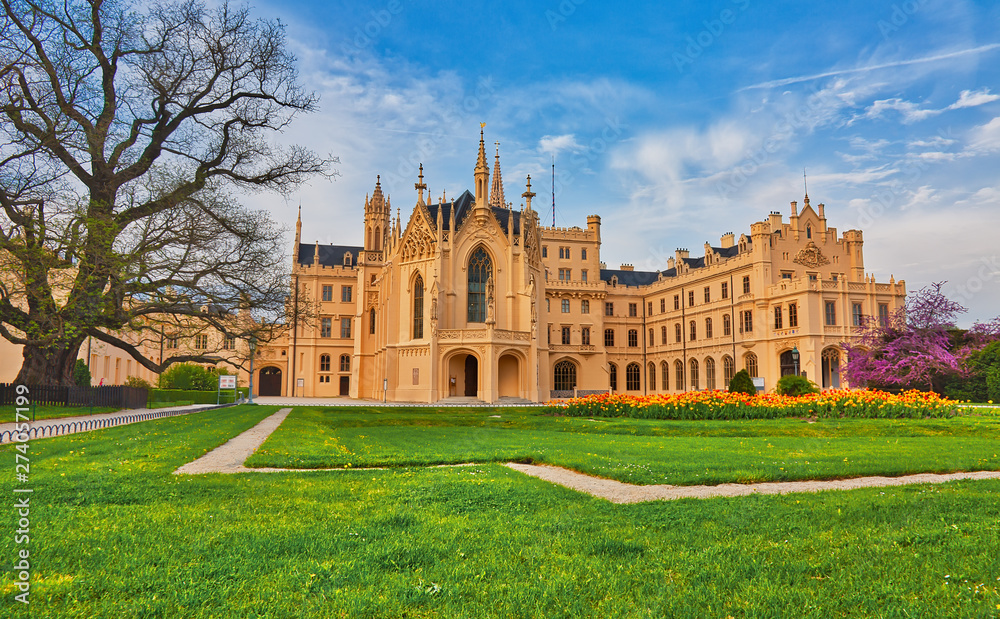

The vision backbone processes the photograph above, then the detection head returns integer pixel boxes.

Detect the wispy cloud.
[740,44,1000,91]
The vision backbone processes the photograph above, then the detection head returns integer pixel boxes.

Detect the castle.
[251,130,908,402]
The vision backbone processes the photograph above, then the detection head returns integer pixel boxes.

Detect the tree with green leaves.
[728,369,756,395]
[0,0,332,384]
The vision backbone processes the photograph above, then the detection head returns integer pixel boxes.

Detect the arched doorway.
[259,367,282,396]
[780,350,797,376]
[464,355,478,397]
[498,354,520,398]
[822,348,841,388]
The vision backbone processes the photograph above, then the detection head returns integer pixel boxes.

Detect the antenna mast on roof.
[803,167,808,198]
[551,156,556,227]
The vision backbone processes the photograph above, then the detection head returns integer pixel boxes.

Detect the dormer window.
[343,252,352,267]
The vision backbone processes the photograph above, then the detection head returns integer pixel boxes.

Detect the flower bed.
[546,389,959,420]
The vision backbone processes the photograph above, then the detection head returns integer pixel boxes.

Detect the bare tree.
[0,0,332,384]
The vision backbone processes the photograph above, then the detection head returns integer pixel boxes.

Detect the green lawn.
[246,406,1000,486]
[0,404,121,421]
[2,405,999,618]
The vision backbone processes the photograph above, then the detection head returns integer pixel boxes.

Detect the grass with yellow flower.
[2,403,999,618]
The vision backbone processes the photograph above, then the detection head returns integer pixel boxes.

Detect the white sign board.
[752,377,765,391]
[219,375,237,389]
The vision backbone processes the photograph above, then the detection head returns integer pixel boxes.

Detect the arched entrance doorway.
[779,350,797,376]
[464,355,478,397]
[259,367,282,396]
[822,348,841,388]
[498,354,520,398]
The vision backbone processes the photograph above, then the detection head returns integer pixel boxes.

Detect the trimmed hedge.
[149,388,249,405]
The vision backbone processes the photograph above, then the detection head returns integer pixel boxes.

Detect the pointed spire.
[475,124,489,207]
[294,204,302,246]
[522,174,536,212]
[396,207,401,237]
[476,126,488,171]
[489,140,506,209]
[414,164,427,206]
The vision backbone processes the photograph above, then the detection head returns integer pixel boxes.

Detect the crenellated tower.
[364,175,390,253]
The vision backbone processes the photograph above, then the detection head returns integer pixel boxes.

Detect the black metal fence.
[0,384,148,409]
[0,404,231,444]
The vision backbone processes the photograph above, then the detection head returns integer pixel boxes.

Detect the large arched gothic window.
[674,360,684,391]
[467,247,492,323]
[554,359,577,391]
[626,363,641,391]
[648,362,656,391]
[609,363,618,391]
[705,357,716,390]
[745,352,759,378]
[413,274,424,339]
[723,355,735,385]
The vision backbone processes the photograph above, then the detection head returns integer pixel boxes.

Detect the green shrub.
[729,369,756,395]
[157,363,235,390]
[73,359,92,387]
[149,388,248,405]
[775,374,820,397]
[125,375,153,389]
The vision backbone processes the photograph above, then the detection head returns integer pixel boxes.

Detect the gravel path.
[174,408,293,474]
[505,462,1000,503]
[173,408,1000,502]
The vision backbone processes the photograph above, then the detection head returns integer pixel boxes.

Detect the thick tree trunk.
[14,340,85,386]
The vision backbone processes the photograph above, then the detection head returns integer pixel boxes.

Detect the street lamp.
[792,346,800,377]
[248,336,257,404]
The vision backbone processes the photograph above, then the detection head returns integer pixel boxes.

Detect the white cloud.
[947,88,1000,110]
[538,134,582,156]
[967,117,1000,154]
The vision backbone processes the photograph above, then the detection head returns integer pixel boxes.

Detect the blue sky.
[244,0,1000,324]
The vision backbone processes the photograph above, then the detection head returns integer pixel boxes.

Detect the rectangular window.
[561,326,571,345]
[660,298,666,313]
[688,291,695,307]
[721,282,729,299]
[878,303,889,326]
[648,301,653,315]
[581,269,588,282]
[194,334,208,349]
[781,272,793,280]
[825,301,836,326]
[628,329,638,347]
[223,335,235,350]
[723,314,732,336]
[604,329,615,347]
[605,302,614,317]
[582,327,591,345]
[853,302,864,326]
[788,303,798,327]
[809,273,818,282]
[704,286,710,303]
[742,276,750,295]
[581,299,590,314]
[649,328,654,346]
[322,285,333,302]
[689,321,696,341]
[629,303,638,317]
[581,248,587,260]
[674,295,680,310]
[542,246,548,258]
[741,310,753,334]
[774,306,783,330]
[321,318,332,338]
[341,317,352,338]
[561,299,570,313]
[341,286,352,302]
[675,323,682,343]
[705,318,713,339]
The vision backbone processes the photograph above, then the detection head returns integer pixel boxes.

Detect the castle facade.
[253,131,907,402]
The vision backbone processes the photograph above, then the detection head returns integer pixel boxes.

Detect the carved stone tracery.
[793,241,830,268]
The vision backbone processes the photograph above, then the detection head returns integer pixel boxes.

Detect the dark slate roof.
[424,189,522,235]
[600,268,662,287]
[297,243,363,267]
[712,245,742,258]
[682,256,705,269]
